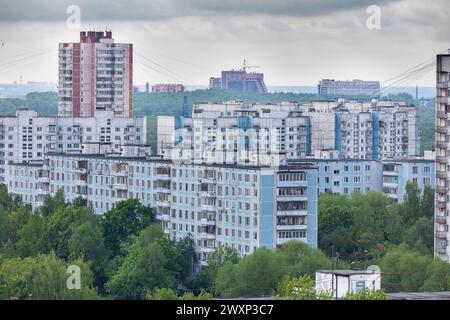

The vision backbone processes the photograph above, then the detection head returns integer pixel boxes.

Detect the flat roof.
[387,292,450,300]
[317,269,380,276]
[46,152,319,171]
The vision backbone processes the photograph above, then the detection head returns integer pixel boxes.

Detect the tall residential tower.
[435,51,450,261]
[58,31,133,117]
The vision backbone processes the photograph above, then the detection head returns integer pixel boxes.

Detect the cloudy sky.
[0,0,448,86]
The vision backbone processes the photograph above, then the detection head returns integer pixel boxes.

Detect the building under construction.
[209,60,267,93]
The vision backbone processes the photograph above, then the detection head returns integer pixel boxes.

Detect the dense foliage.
[318,182,435,262]
[318,183,450,293]
[0,185,195,299]
[0,181,448,299]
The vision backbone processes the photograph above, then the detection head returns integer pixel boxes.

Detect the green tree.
[147,288,178,300]
[15,213,47,257]
[277,275,333,300]
[68,219,109,290]
[38,189,66,218]
[380,245,432,292]
[404,217,434,254]
[103,199,154,257]
[421,258,450,291]
[182,289,213,300]
[107,225,179,299]
[215,247,279,298]
[192,246,240,291]
[318,204,356,259]
[46,206,96,260]
[342,288,388,300]
[275,240,332,279]
[0,253,98,299]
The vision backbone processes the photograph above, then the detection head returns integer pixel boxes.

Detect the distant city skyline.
[0,0,449,86]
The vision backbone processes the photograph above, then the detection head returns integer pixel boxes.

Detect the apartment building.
[158,99,419,164]
[435,52,450,261]
[304,100,419,160]
[0,109,148,182]
[318,79,380,97]
[6,153,319,265]
[312,159,383,196]
[151,84,184,93]
[382,159,435,202]
[5,161,50,208]
[58,31,133,117]
[158,100,311,166]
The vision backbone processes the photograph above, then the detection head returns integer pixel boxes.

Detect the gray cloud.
[0,0,401,21]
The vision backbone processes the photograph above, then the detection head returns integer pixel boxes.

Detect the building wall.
[435,53,450,261]
[58,31,132,117]
[0,109,148,182]
[382,160,435,202]
[151,84,184,93]
[312,160,383,196]
[315,271,381,299]
[159,100,420,164]
[7,154,318,265]
[318,79,380,96]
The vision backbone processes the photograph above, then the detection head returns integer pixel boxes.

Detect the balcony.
[200,203,215,212]
[436,247,447,254]
[436,170,447,179]
[436,141,447,149]
[112,170,128,178]
[436,215,447,224]
[154,187,171,194]
[74,167,88,174]
[436,232,448,240]
[75,160,88,173]
[156,213,170,222]
[200,176,216,184]
[437,96,450,105]
[437,111,447,119]
[113,182,128,191]
[437,126,447,134]
[437,81,450,89]
[277,210,308,216]
[73,179,88,187]
[199,246,216,253]
[198,190,216,198]
[155,200,171,208]
[277,224,307,231]
[436,201,447,210]
[199,217,216,226]
[436,186,448,194]
[436,156,447,164]
[199,232,216,240]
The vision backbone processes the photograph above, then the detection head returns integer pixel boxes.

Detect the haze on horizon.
[0,0,449,87]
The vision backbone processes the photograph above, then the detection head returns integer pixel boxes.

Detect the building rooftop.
[317,269,380,276]
[387,292,450,300]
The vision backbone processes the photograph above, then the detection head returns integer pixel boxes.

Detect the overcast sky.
[0,0,448,86]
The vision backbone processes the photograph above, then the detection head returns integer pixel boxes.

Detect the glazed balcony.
[436,232,448,240]
[436,215,447,224]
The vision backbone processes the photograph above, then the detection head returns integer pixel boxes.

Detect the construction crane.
[242,59,260,72]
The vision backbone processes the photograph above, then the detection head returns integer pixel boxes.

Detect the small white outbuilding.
[315,269,381,299]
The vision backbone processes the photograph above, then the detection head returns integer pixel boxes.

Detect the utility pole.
[331,245,334,292]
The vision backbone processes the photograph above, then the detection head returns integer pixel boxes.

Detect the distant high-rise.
[209,61,267,93]
[58,31,133,117]
[435,51,450,261]
[318,79,380,97]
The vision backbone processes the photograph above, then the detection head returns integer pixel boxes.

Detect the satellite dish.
[366,265,381,274]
